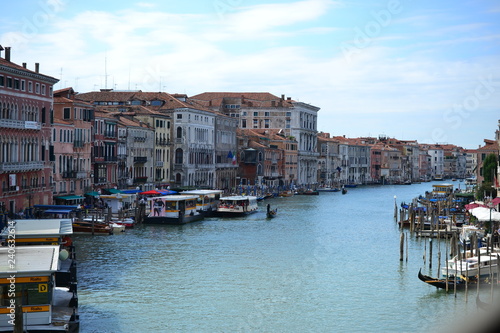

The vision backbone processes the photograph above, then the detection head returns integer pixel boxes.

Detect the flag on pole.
[227,151,233,159]
[232,154,237,165]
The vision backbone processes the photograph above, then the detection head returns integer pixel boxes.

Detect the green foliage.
[476,181,494,201]
[482,153,498,183]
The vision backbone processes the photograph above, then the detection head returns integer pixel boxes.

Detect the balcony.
[74,140,84,148]
[156,139,170,146]
[104,156,118,162]
[134,137,146,142]
[104,130,116,138]
[0,161,44,172]
[156,161,164,167]
[62,171,76,178]
[173,163,183,170]
[0,119,41,130]
[76,171,87,179]
[133,176,148,183]
[134,156,148,164]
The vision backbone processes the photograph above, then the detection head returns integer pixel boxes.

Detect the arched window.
[175,148,183,164]
[176,127,182,139]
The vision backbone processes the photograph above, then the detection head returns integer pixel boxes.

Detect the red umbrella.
[492,197,500,206]
[139,190,162,196]
[465,203,488,210]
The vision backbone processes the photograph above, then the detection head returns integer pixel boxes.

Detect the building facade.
[0,47,58,215]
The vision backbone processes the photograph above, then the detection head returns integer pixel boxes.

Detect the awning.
[56,195,84,200]
[43,209,73,214]
[121,189,141,194]
[106,188,122,194]
[85,191,100,197]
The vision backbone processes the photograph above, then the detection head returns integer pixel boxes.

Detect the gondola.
[418,269,467,290]
[266,204,277,218]
[418,269,499,291]
[341,187,347,195]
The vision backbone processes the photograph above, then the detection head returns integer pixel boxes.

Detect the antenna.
[128,65,131,90]
[104,52,108,89]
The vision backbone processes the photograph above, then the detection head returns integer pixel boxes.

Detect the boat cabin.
[0,245,78,331]
[216,196,259,215]
[144,195,203,224]
[181,190,223,213]
[432,184,454,196]
[0,219,73,247]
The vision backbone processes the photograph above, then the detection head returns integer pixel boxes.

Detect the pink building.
[0,46,59,216]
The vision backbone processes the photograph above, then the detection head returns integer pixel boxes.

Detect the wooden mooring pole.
[400,232,405,261]
[429,239,433,269]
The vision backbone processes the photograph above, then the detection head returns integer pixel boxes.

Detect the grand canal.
[75,182,492,332]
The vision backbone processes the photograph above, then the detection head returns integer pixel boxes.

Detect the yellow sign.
[0,276,49,284]
[38,284,48,293]
[0,305,50,314]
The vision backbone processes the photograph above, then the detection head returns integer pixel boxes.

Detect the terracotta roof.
[76,90,213,113]
[191,92,295,108]
[0,57,58,82]
[53,96,73,103]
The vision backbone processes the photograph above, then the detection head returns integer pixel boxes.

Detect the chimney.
[5,47,11,62]
[35,63,40,73]
[22,63,27,68]
[281,94,285,101]
[287,97,291,101]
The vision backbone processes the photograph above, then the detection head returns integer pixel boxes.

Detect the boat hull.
[418,269,499,290]
[143,213,204,225]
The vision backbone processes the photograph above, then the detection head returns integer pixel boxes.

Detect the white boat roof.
[148,194,198,201]
[1,219,73,237]
[220,195,257,200]
[0,245,59,276]
[182,190,223,195]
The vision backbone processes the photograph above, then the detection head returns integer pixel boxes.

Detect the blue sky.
[2,0,499,149]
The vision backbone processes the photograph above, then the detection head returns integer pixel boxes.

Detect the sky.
[1,0,499,149]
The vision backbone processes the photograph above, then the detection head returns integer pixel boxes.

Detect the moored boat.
[144,195,204,224]
[441,246,500,279]
[418,269,499,291]
[72,218,112,235]
[317,187,340,192]
[278,190,294,197]
[181,189,223,216]
[111,217,136,228]
[215,196,259,217]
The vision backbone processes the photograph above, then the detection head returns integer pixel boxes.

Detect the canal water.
[75,182,491,333]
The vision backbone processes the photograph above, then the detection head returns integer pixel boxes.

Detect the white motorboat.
[215,196,259,216]
[441,247,500,279]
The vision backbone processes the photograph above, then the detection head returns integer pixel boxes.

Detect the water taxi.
[181,189,223,216]
[441,247,500,279]
[215,196,259,216]
[144,195,204,224]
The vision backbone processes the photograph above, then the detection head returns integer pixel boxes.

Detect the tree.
[476,153,498,201]
[482,153,497,183]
